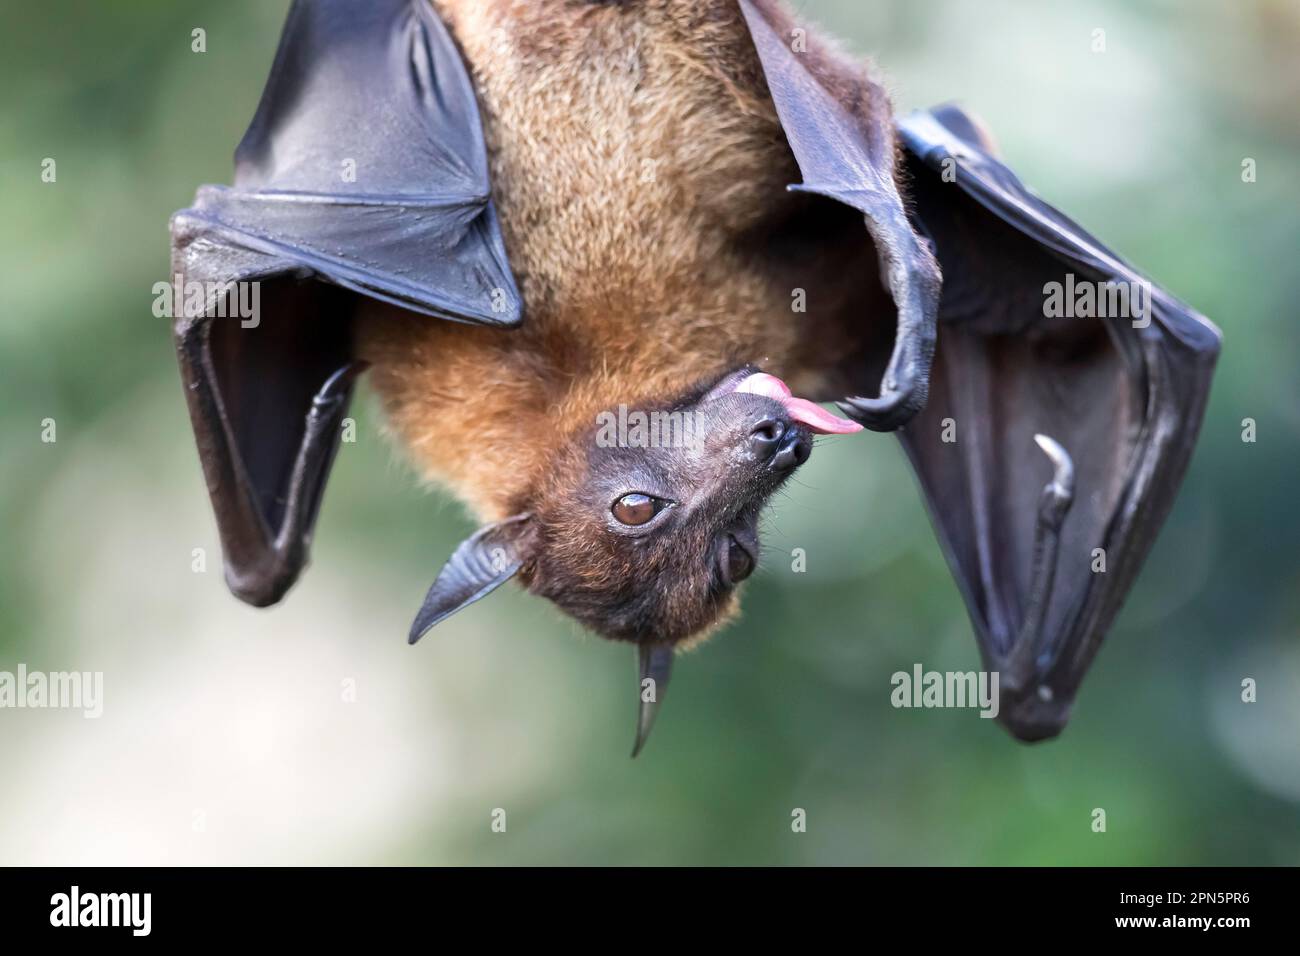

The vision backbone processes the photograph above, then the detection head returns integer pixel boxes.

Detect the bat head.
[408,367,861,647]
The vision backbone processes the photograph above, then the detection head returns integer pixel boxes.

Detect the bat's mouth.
[703,368,863,435]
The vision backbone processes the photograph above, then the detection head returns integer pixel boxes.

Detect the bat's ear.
[408,515,535,644]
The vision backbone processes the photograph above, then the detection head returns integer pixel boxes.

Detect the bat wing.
[895,105,1221,739]
[739,0,942,431]
[169,0,520,606]
[738,2,1220,739]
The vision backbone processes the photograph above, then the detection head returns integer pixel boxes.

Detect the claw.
[1032,433,1075,524]
[631,644,673,758]
[833,279,936,433]
[835,392,922,432]
[313,359,370,408]
[1000,434,1076,693]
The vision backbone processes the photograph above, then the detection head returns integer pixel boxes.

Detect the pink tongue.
[733,373,863,435]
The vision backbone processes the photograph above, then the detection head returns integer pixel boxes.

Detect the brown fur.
[358,0,897,524]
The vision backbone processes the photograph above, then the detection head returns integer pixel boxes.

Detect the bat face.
[402,365,863,649]
[519,367,858,645]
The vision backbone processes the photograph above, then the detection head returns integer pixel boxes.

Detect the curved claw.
[631,644,673,758]
[834,291,937,432]
[836,391,925,432]
[1001,434,1076,693]
[833,261,938,432]
[836,205,940,432]
[313,360,370,410]
[1032,433,1075,521]
[275,359,368,546]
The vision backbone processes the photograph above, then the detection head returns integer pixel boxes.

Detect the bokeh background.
[1,0,1297,865]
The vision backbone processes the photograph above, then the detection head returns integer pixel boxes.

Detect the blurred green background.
[1,0,1297,865]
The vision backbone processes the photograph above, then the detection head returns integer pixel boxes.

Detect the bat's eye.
[612,493,669,526]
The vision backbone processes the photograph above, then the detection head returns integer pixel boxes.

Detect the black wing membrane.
[169,0,521,606]
[736,6,1217,739]
[896,105,1221,739]
[738,0,942,431]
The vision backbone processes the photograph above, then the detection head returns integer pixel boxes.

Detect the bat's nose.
[772,428,812,470]
[747,416,811,471]
[747,415,787,458]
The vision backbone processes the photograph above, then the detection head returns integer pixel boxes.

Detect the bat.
[169,0,1220,753]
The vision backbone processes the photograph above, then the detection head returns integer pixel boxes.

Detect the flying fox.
[168,0,1220,753]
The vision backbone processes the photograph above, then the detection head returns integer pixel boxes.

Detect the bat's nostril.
[747,417,786,456]
[792,432,812,466]
[769,428,812,472]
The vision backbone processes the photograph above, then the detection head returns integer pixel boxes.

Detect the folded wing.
[896,105,1221,739]
[170,0,521,606]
